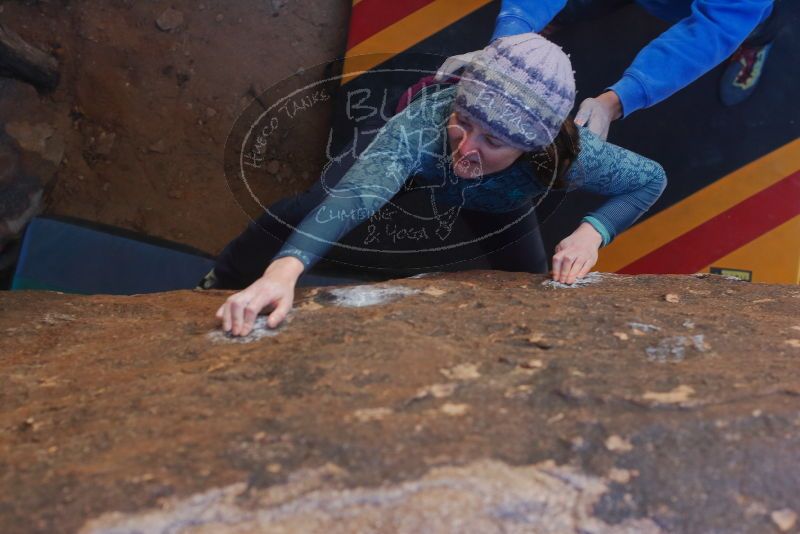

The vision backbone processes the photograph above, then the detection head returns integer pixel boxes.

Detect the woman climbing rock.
[208,33,667,336]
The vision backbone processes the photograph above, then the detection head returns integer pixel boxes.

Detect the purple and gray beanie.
[454,33,576,151]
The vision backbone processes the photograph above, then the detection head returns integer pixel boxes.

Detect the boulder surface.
[1,271,799,533]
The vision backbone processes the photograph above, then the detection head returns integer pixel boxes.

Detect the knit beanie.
[453,33,575,151]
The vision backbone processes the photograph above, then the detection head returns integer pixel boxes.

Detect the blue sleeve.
[272,98,442,271]
[568,127,666,246]
[609,0,773,116]
[491,0,567,40]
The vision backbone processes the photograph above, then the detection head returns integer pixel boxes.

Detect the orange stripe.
[596,138,800,273]
[699,215,800,284]
[342,0,493,83]
[618,170,800,274]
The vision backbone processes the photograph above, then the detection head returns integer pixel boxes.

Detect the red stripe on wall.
[619,169,800,274]
[347,0,436,50]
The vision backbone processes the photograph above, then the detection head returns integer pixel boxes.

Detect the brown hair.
[521,118,581,190]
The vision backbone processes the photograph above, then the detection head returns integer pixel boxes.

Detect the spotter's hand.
[434,50,479,81]
[574,91,622,141]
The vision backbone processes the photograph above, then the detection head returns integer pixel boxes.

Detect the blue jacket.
[274,86,666,271]
[492,0,774,116]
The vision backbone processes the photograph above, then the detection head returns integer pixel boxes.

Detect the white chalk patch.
[541,272,603,289]
[41,312,77,325]
[325,284,420,307]
[407,272,441,279]
[645,335,708,363]
[207,316,283,344]
[627,322,661,333]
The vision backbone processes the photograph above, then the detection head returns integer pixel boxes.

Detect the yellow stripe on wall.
[596,138,800,273]
[698,214,800,284]
[342,0,494,83]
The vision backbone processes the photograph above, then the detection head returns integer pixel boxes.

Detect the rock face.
[0,1,350,252]
[0,118,58,253]
[1,272,800,533]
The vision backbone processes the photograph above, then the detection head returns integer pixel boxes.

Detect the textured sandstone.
[1,271,799,533]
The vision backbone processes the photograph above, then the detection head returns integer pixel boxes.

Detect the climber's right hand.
[434,50,480,81]
[216,256,304,336]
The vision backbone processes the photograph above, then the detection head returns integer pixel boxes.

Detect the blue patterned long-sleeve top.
[273,85,666,271]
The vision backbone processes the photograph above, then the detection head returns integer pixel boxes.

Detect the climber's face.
[447,111,524,179]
